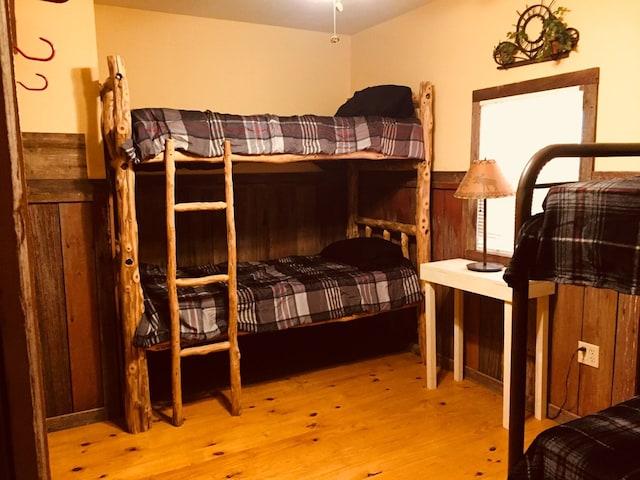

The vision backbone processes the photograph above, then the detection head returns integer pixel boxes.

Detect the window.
[467,68,599,260]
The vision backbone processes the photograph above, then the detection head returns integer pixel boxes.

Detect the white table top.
[420,258,555,302]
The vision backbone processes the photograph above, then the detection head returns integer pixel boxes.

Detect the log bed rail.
[100,54,434,434]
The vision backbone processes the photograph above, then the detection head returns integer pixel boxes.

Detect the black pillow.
[335,85,415,119]
[319,237,405,269]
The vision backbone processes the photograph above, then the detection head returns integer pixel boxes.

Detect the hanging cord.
[548,345,586,420]
[330,0,342,43]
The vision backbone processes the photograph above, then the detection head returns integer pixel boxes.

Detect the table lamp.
[454,158,515,272]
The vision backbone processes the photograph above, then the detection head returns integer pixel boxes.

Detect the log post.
[416,82,434,364]
[104,55,152,433]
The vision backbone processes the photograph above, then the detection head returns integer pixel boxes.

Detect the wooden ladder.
[164,138,241,426]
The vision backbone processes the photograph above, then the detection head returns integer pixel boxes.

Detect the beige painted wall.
[14,1,640,176]
[14,0,104,178]
[351,0,640,171]
[94,6,352,116]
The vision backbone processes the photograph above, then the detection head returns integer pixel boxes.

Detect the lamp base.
[466,261,504,272]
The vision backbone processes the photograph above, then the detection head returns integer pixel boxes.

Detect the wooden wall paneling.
[431,285,452,371]
[443,196,463,260]
[264,181,284,258]
[525,299,538,412]
[464,293,481,372]
[611,294,640,404]
[93,191,121,421]
[431,187,453,364]
[270,183,298,258]
[27,178,96,203]
[22,133,87,180]
[306,171,347,253]
[175,187,197,267]
[549,284,584,415]
[294,182,318,254]
[59,202,104,412]
[358,170,414,221]
[429,174,466,373]
[180,210,221,267]
[27,203,73,417]
[263,181,281,257]
[431,187,445,261]
[295,175,342,255]
[477,295,504,380]
[179,210,222,268]
[382,177,414,225]
[244,182,271,261]
[577,287,618,416]
[136,172,348,265]
[186,176,240,266]
[135,174,166,265]
[23,129,118,428]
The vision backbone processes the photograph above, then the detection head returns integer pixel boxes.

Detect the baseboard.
[46,408,109,432]
[547,403,580,424]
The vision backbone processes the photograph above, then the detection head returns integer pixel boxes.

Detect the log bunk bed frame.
[100,55,434,434]
[506,142,640,475]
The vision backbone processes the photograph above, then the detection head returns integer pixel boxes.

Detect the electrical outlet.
[578,341,599,368]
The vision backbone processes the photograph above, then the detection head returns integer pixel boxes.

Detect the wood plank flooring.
[48,352,556,479]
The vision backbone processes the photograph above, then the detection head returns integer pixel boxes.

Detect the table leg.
[535,296,549,421]
[425,281,437,389]
[453,289,464,382]
[503,301,513,429]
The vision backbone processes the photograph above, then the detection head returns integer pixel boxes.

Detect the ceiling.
[94,0,433,35]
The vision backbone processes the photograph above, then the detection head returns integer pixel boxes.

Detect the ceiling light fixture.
[330,0,343,44]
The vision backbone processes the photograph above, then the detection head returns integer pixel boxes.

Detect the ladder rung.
[175,273,229,288]
[175,201,226,212]
[180,341,231,357]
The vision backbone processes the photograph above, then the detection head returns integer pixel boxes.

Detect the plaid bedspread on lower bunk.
[123,108,425,163]
[136,255,423,348]
[509,395,640,479]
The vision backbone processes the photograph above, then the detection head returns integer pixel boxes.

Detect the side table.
[420,258,555,428]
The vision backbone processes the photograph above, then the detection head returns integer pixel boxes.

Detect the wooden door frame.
[0,0,50,477]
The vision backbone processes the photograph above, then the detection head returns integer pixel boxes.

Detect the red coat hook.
[14,37,55,62]
[17,73,48,91]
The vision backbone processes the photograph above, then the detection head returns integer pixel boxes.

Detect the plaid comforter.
[509,396,640,479]
[122,108,425,163]
[136,255,422,347]
[504,176,640,295]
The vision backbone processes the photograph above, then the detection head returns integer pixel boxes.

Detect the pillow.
[334,85,415,118]
[319,237,405,269]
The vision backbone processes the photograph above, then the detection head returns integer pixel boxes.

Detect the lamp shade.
[454,159,515,200]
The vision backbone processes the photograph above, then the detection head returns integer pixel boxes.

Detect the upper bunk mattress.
[504,176,640,295]
[123,108,425,163]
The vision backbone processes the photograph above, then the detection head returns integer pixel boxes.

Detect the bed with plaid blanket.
[122,108,425,163]
[504,176,640,295]
[509,395,640,479]
[136,255,422,347]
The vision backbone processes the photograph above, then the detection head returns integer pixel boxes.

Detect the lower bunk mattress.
[509,395,640,479]
[137,254,423,348]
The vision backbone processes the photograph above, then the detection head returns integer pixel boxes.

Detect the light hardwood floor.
[48,352,555,479]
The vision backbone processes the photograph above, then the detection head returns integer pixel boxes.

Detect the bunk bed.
[100,55,434,434]
[503,143,640,477]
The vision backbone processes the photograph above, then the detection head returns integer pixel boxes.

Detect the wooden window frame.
[464,68,600,264]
